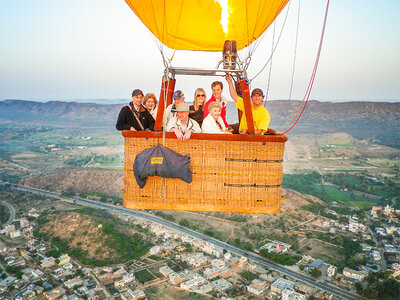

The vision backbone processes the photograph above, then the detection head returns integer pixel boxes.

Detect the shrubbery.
[259,249,300,266]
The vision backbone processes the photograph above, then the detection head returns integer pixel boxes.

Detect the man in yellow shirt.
[226,75,270,135]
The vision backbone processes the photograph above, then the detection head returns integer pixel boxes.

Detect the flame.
[215,0,231,35]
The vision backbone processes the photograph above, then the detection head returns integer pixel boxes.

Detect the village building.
[326,265,336,278]
[251,278,268,290]
[271,278,295,294]
[43,286,67,300]
[180,276,206,290]
[121,288,146,300]
[64,277,84,289]
[342,267,368,281]
[281,288,306,300]
[247,284,264,296]
[58,254,71,265]
[159,266,174,277]
[212,278,232,291]
[41,257,56,268]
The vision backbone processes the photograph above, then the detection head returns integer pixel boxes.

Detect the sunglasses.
[197,94,206,97]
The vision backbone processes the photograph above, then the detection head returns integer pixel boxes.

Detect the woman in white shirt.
[201,102,232,134]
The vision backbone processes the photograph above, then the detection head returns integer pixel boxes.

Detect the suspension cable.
[279,0,330,135]
[265,20,276,102]
[248,1,291,81]
[276,0,302,132]
[288,0,301,101]
[243,0,292,72]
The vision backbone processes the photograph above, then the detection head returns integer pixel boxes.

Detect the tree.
[311,268,322,278]
[179,219,190,227]
[298,264,305,271]
[354,282,362,293]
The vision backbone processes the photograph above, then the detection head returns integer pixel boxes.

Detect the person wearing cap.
[203,81,229,128]
[165,102,201,140]
[116,89,155,131]
[225,75,270,135]
[164,90,185,124]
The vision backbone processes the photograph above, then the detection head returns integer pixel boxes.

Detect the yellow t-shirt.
[236,97,270,132]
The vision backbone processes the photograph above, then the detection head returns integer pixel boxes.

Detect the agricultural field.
[283,172,395,209]
[0,123,124,176]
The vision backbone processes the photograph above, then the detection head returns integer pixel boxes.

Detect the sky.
[0,0,399,103]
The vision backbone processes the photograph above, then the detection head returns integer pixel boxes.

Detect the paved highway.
[1,201,16,227]
[2,182,364,300]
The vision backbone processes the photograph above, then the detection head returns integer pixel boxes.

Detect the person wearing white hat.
[165,102,201,140]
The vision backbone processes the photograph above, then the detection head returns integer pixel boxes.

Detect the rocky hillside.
[20,169,123,197]
[1,99,399,148]
[35,210,152,265]
[265,100,400,148]
[0,99,120,124]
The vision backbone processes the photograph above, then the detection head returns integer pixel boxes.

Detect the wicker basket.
[122,130,287,214]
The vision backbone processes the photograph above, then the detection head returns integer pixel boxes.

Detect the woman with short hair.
[201,102,232,134]
[143,93,158,119]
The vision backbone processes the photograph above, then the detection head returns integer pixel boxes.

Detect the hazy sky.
[0,0,399,102]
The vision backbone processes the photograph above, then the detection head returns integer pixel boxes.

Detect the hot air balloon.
[120,0,329,214]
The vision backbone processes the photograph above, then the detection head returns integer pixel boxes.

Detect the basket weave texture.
[122,131,287,214]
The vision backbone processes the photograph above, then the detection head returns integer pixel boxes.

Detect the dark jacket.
[189,104,204,127]
[116,102,155,131]
[133,145,192,188]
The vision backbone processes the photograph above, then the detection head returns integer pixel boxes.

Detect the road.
[304,146,323,176]
[366,215,387,271]
[2,181,364,300]
[1,201,16,227]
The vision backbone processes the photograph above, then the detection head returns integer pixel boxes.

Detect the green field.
[312,185,379,209]
[283,173,385,209]
[135,269,155,284]
[0,124,122,155]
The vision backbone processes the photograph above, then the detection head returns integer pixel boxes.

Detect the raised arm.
[225,75,239,102]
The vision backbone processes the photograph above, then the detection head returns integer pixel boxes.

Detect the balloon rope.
[288,0,301,101]
[265,20,276,102]
[279,0,330,135]
[249,1,291,81]
[276,0,301,132]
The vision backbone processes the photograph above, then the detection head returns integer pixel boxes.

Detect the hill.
[20,169,123,197]
[1,99,399,148]
[266,100,400,148]
[0,99,120,125]
[34,209,153,266]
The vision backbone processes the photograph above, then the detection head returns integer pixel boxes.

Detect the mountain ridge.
[1,99,399,148]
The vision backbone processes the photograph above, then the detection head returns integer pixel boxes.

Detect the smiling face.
[251,93,263,107]
[132,94,143,107]
[145,98,155,110]
[212,84,222,100]
[174,96,185,106]
[177,111,189,123]
[210,107,221,120]
[196,92,206,105]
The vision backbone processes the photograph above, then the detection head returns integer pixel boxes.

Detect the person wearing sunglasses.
[189,88,206,127]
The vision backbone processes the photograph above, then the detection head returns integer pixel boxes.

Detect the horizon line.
[1,98,400,104]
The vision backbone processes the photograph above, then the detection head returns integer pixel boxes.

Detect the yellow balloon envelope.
[124,0,289,51]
